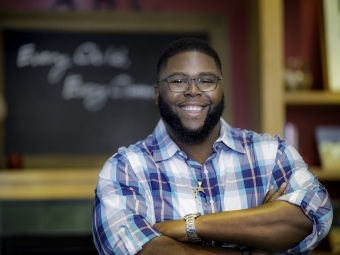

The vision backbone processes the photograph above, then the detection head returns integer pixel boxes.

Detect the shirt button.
[204,170,208,174]
[119,228,125,233]
[318,232,321,236]
[210,199,214,204]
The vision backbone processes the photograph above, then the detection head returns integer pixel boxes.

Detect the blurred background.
[0,0,339,254]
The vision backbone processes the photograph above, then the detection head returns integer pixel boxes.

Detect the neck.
[165,121,221,165]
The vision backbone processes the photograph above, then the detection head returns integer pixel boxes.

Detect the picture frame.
[320,0,340,92]
[315,125,340,170]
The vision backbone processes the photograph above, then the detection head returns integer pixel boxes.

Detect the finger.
[263,185,274,204]
[269,182,287,201]
[277,182,287,194]
[263,182,287,204]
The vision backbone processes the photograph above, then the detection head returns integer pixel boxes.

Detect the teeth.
[181,106,203,111]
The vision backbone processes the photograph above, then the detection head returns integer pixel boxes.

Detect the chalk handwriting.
[16,42,154,112]
[73,42,131,69]
[16,43,72,84]
[17,42,131,84]
[62,74,155,112]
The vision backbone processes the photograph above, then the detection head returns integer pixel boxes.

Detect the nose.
[184,78,201,97]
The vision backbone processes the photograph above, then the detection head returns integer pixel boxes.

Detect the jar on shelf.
[284,57,313,91]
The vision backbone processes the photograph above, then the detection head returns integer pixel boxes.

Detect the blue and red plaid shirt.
[92,119,332,255]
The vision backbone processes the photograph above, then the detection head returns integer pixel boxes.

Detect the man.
[92,38,332,255]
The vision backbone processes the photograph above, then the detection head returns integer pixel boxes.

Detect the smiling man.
[92,38,332,255]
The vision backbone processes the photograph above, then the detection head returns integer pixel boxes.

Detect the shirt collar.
[216,118,246,154]
[151,118,245,162]
[151,119,180,162]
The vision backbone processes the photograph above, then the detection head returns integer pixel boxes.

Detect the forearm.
[196,201,312,252]
[137,236,268,255]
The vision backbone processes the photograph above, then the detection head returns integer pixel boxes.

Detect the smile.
[181,106,203,112]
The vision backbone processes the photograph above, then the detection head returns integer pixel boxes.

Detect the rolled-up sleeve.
[92,153,161,255]
[273,141,333,254]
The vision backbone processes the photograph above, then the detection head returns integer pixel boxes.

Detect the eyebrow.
[168,72,219,77]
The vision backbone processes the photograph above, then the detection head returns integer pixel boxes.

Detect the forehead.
[162,51,219,76]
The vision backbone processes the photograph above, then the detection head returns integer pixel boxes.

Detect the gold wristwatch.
[183,213,202,244]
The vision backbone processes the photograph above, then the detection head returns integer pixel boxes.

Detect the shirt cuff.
[116,219,162,254]
[277,187,332,254]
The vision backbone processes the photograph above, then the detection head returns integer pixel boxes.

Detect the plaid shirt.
[92,119,332,255]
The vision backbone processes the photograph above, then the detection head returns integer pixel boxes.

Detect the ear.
[154,83,159,105]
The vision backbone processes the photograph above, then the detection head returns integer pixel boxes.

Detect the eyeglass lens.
[167,75,219,92]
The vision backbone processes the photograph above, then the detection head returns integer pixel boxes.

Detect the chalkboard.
[4,29,207,154]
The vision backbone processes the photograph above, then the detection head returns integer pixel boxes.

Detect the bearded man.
[92,38,332,255]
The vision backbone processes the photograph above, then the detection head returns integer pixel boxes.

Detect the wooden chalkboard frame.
[0,12,230,168]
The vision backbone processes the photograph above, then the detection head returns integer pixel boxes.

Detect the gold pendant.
[193,181,205,204]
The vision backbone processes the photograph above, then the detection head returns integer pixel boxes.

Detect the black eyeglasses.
[158,75,223,92]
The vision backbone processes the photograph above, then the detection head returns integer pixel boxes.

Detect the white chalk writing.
[62,74,154,112]
[16,42,154,112]
[73,42,131,69]
[16,43,71,84]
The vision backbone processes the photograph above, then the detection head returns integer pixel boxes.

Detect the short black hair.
[157,37,222,77]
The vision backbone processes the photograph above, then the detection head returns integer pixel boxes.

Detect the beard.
[157,95,225,146]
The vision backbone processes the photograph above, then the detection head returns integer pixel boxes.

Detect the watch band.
[183,213,202,244]
[235,246,252,255]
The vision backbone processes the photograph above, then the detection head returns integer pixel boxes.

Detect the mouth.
[178,104,208,119]
[180,105,204,112]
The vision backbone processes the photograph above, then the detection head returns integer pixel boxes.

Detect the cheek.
[160,91,176,104]
[208,92,223,104]
[155,85,170,105]
[214,86,224,100]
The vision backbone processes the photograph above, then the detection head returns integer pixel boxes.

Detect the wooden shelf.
[310,167,340,181]
[0,168,99,200]
[285,91,340,105]
[0,167,338,201]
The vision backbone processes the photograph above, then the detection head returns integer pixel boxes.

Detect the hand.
[262,182,287,204]
[154,219,189,242]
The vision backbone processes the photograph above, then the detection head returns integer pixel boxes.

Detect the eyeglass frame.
[157,75,223,92]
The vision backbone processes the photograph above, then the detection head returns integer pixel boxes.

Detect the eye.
[198,77,215,84]
[170,78,188,84]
